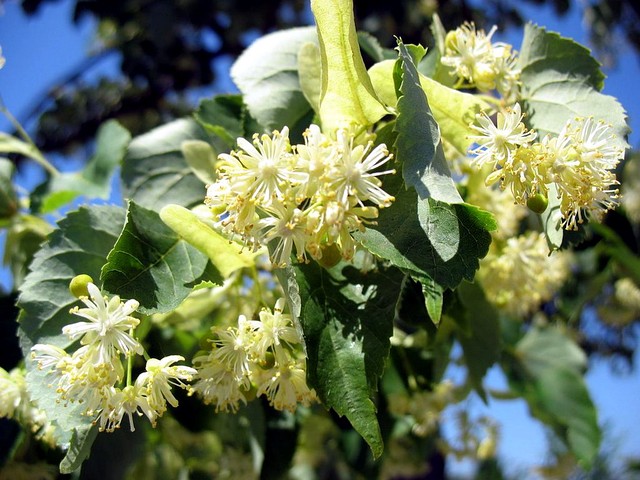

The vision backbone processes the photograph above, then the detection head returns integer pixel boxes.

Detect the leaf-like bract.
[101,201,213,314]
[311,0,387,131]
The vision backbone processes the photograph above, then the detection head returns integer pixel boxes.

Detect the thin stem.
[0,96,60,176]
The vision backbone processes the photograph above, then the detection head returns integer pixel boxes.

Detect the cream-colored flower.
[469,103,537,170]
[0,367,26,419]
[254,360,316,412]
[136,355,196,414]
[478,232,572,317]
[63,283,142,363]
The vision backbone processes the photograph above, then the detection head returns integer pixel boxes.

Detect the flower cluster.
[206,124,395,267]
[31,282,195,432]
[191,298,316,413]
[469,104,624,229]
[477,232,572,317]
[441,23,520,100]
[0,366,55,445]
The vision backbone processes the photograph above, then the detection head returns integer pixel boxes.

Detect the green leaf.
[231,26,318,134]
[422,276,444,325]
[18,205,126,352]
[455,281,501,396]
[518,24,629,152]
[101,201,213,314]
[181,140,217,185]
[122,118,209,211]
[59,425,99,474]
[311,0,387,131]
[356,175,496,289]
[296,261,403,457]
[395,41,462,203]
[159,204,256,279]
[194,95,245,148]
[31,120,131,213]
[17,205,126,444]
[298,42,322,115]
[369,59,488,155]
[3,214,53,288]
[0,158,18,219]
[509,326,600,468]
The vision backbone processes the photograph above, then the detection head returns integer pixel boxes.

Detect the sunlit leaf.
[311,0,387,131]
[122,118,208,211]
[101,201,214,314]
[369,59,488,156]
[231,26,318,136]
[518,24,629,152]
[395,41,463,203]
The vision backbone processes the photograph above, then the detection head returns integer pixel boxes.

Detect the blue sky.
[1,1,639,478]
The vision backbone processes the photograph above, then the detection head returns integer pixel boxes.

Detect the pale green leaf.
[231,27,318,134]
[101,201,213,314]
[518,24,629,152]
[59,425,99,474]
[395,41,462,203]
[541,182,564,250]
[298,42,322,115]
[0,158,17,219]
[311,0,387,131]
[181,139,217,185]
[0,132,41,160]
[31,120,130,213]
[511,326,600,468]
[422,276,444,325]
[123,118,209,211]
[369,59,487,155]
[159,204,256,279]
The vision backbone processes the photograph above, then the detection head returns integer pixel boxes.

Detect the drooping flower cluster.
[206,124,395,267]
[0,366,55,445]
[441,23,520,100]
[31,282,195,432]
[477,232,572,317]
[191,298,316,413]
[469,104,624,230]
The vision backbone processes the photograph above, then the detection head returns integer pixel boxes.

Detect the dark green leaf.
[101,201,213,314]
[122,118,209,211]
[230,27,317,135]
[356,175,496,289]
[194,95,245,148]
[395,41,462,203]
[295,261,403,457]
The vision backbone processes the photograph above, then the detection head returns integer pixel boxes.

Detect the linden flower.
[246,298,301,361]
[136,355,196,414]
[330,128,396,208]
[63,282,142,363]
[469,103,537,169]
[0,367,26,419]
[254,360,316,412]
[478,232,572,318]
[441,23,496,86]
[546,117,623,229]
[217,127,307,206]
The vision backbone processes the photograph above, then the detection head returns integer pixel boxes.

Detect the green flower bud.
[69,274,94,298]
[527,193,549,214]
